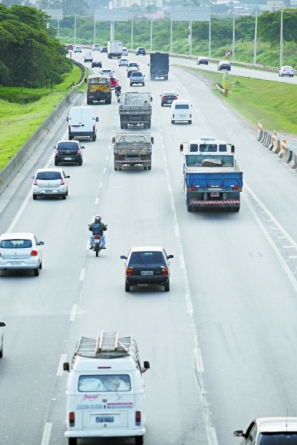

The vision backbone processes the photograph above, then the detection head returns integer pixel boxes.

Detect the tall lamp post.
[208,14,211,58]
[74,13,76,45]
[280,8,283,68]
[253,12,257,65]
[232,15,235,61]
[131,15,134,50]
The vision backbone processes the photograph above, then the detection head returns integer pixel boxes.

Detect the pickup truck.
[119,92,152,129]
[180,141,243,212]
[112,133,154,170]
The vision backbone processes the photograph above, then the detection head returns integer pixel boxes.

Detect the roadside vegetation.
[177,65,297,134]
[0,63,82,171]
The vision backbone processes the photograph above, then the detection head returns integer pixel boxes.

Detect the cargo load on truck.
[107,40,122,59]
[119,92,152,129]
[180,139,243,212]
[112,133,154,171]
[86,75,112,105]
[63,330,150,445]
[150,52,169,80]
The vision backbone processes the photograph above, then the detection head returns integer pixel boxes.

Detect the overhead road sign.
[42,9,63,20]
[170,7,210,22]
[94,9,129,22]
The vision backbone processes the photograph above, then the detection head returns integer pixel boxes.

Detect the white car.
[279,65,294,77]
[84,52,93,62]
[92,44,100,51]
[74,45,82,53]
[119,58,128,67]
[31,168,70,200]
[100,69,114,77]
[122,47,128,56]
[0,233,44,276]
[0,322,5,358]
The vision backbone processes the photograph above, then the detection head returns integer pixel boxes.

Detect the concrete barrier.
[272,138,281,154]
[0,61,85,196]
[257,121,263,140]
[290,153,297,169]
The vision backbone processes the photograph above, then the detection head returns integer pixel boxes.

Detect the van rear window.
[78,375,131,392]
[0,239,32,248]
[175,104,189,109]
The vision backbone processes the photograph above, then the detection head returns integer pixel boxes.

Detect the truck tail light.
[135,411,141,426]
[191,185,198,191]
[161,267,168,276]
[126,268,133,276]
[30,250,38,256]
[69,412,75,427]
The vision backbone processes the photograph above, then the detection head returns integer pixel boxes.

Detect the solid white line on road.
[103,168,106,174]
[57,354,67,376]
[70,304,78,322]
[167,184,172,193]
[174,225,180,238]
[184,294,193,315]
[194,347,204,373]
[99,182,103,188]
[209,427,219,445]
[179,254,185,269]
[106,155,109,161]
[79,268,86,281]
[283,245,295,249]
[86,239,90,250]
[95,198,99,205]
[7,189,32,233]
[40,423,52,445]
[289,255,297,258]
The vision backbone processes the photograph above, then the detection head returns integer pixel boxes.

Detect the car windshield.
[0,239,32,248]
[258,433,297,444]
[78,375,131,392]
[175,104,189,109]
[57,142,78,151]
[36,171,62,180]
[129,251,166,266]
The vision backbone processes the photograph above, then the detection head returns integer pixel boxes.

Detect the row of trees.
[0,4,71,87]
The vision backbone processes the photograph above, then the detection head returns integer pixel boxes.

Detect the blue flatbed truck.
[181,144,243,212]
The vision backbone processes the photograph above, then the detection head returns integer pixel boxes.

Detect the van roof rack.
[73,330,139,361]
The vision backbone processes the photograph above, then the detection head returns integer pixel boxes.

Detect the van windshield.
[78,375,131,392]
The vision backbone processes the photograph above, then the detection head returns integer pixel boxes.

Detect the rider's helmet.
[94,215,101,221]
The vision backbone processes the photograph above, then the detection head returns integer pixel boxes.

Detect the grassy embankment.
[0,63,87,171]
[175,64,297,135]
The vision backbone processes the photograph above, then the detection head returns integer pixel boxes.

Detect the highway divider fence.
[257,121,297,169]
[0,59,85,196]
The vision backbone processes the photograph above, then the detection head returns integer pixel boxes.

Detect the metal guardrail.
[0,59,85,196]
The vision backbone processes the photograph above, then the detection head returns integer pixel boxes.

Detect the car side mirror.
[96,117,99,122]
[120,255,127,259]
[143,361,150,369]
[231,145,235,153]
[63,362,70,372]
[38,241,45,245]
[66,117,69,121]
[31,175,35,179]
[53,146,56,149]
[81,146,85,149]
[66,176,70,178]
[112,137,115,143]
[180,144,184,152]
[233,431,244,437]
[168,255,174,259]
[148,63,150,66]
[151,137,154,144]
[150,97,153,102]
[0,322,6,327]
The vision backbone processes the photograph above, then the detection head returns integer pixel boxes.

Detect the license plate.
[141,271,153,276]
[10,261,21,265]
[64,157,72,160]
[210,193,220,197]
[45,190,53,193]
[96,417,114,423]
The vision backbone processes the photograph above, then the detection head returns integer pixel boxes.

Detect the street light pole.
[94,15,96,44]
[189,20,192,56]
[280,8,283,68]
[150,16,153,51]
[131,16,133,50]
[170,17,172,54]
[74,13,76,45]
[232,15,235,61]
[208,15,211,58]
[253,12,257,65]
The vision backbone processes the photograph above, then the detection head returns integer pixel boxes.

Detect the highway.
[1,51,297,445]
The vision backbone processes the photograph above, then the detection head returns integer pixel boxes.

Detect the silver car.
[279,65,294,77]
[84,52,93,62]
[119,58,128,67]
[0,232,44,276]
[234,417,297,444]
[0,322,5,358]
[31,168,70,200]
[74,45,82,53]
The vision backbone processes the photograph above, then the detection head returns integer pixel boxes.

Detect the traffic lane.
[0,95,118,444]
[155,67,297,441]
[47,134,208,445]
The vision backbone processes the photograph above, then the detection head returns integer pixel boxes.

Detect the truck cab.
[64,331,150,445]
[180,137,235,154]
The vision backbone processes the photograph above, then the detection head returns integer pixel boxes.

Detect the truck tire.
[135,437,143,445]
[164,280,170,291]
[68,439,77,445]
[92,135,96,141]
[188,120,192,124]
[148,165,151,170]
[187,205,193,212]
[69,136,73,140]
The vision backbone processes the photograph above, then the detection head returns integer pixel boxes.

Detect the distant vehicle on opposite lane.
[279,65,294,77]
[197,56,208,65]
[74,45,82,53]
[31,168,70,200]
[217,61,231,71]
[120,246,174,292]
[0,233,44,276]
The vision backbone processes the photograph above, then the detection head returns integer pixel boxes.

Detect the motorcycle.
[115,90,121,103]
[92,234,102,257]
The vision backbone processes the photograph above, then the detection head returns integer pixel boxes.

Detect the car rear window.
[78,375,131,392]
[175,104,189,110]
[129,251,166,266]
[258,433,297,444]
[0,239,32,248]
[36,171,62,180]
[57,142,78,151]
[132,72,142,76]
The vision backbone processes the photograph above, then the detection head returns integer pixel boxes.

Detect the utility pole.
[253,12,257,65]
[232,15,235,61]
[170,17,172,54]
[94,15,96,44]
[208,15,211,58]
[74,13,76,45]
[131,16,133,50]
[280,8,283,67]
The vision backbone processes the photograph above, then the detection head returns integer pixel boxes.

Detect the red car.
[110,77,118,89]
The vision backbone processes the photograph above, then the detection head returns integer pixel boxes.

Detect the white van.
[67,107,99,141]
[171,99,192,124]
[63,331,150,445]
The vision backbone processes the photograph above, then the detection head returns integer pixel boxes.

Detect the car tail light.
[190,114,192,118]
[174,96,178,100]
[60,178,65,185]
[54,148,59,155]
[69,412,75,427]
[135,411,141,426]
[68,125,71,132]
[33,178,38,186]
[161,96,165,100]
[191,185,198,191]
[77,147,82,154]
[30,250,38,256]
[162,267,169,276]
[126,267,133,276]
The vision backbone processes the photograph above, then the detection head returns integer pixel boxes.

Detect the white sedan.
[0,233,44,276]
[119,58,128,67]
[0,322,5,358]
[279,65,294,77]
[31,168,70,200]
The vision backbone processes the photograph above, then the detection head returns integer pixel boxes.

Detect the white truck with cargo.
[63,331,150,445]
[107,40,122,59]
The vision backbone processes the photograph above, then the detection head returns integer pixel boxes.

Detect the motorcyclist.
[89,215,107,249]
[115,84,121,95]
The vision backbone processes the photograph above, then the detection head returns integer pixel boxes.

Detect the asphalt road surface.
[1,52,297,445]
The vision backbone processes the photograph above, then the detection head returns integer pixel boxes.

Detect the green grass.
[0,63,83,171]
[175,65,297,134]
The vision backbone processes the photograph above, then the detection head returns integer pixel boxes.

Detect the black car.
[53,140,85,166]
[120,246,174,292]
[160,91,178,106]
[92,60,102,68]
[136,47,146,55]
[100,47,107,53]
